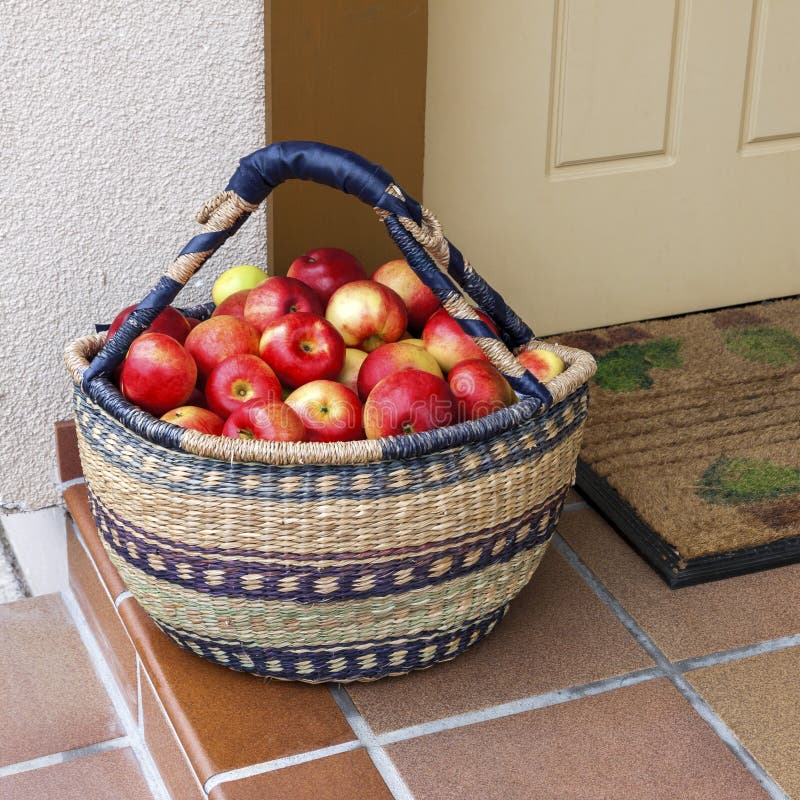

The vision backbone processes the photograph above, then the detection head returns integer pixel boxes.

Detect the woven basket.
[65,142,596,682]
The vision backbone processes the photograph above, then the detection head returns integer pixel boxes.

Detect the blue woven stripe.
[178,228,239,258]
[74,385,588,501]
[226,141,422,223]
[155,605,508,681]
[82,275,183,384]
[445,240,534,348]
[383,214,550,404]
[90,487,564,604]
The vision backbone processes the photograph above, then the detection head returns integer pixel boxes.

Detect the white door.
[424,0,800,335]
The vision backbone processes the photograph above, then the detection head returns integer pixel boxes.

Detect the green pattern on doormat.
[698,456,800,506]
[594,338,682,392]
[723,326,800,367]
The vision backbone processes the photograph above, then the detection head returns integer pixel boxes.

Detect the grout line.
[552,534,791,800]
[61,588,172,800]
[561,500,588,513]
[329,686,415,800]
[0,738,129,779]
[68,517,122,612]
[137,660,144,734]
[203,740,362,795]
[115,590,133,608]
[201,664,660,789]
[676,634,800,673]
[60,476,86,490]
[139,664,210,798]
[374,667,663,746]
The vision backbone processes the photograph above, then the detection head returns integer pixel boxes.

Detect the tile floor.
[0,426,797,798]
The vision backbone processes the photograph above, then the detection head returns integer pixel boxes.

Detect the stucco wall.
[1,1,266,511]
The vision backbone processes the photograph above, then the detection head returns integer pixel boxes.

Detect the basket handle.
[82,141,551,406]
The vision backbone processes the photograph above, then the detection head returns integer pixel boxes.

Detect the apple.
[517,348,566,382]
[372,259,441,333]
[287,247,366,306]
[119,333,197,416]
[325,280,407,352]
[243,276,323,333]
[402,338,425,349]
[184,315,261,380]
[211,289,250,320]
[335,348,368,395]
[357,341,443,400]
[448,359,517,421]
[285,380,364,442]
[185,317,202,330]
[363,369,456,439]
[107,304,191,344]
[259,312,345,389]
[222,398,306,442]
[212,264,268,306]
[160,406,225,435]
[422,309,499,373]
[205,354,282,417]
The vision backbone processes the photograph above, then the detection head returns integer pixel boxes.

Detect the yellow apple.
[212,264,268,306]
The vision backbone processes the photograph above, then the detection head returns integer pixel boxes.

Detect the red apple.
[119,333,197,416]
[160,406,225,435]
[185,317,202,330]
[259,312,345,389]
[448,359,517,421]
[184,315,260,380]
[422,309,499,373]
[205,354,282,417]
[372,259,441,333]
[335,348,368,395]
[211,289,250,320]
[287,247,367,306]
[243,276,323,333]
[285,380,364,442]
[222,398,305,442]
[356,341,443,400]
[325,280,407,352]
[107,304,191,344]
[517,348,566,382]
[363,369,456,439]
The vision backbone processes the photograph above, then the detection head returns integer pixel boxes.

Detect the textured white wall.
[1,0,266,511]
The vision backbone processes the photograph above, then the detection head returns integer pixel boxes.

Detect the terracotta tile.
[347,548,652,733]
[0,748,152,800]
[687,646,800,799]
[118,597,353,784]
[140,665,206,800]
[559,508,800,660]
[0,594,122,767]
[564,487,585,505]
[64,483,127,599]
[55,419,83,482]
[387,679,768,800]
[67,525,138,718]
[208,750,393,800]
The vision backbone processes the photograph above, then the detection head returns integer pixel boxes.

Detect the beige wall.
[424,0,800,337]
[1,0,266,511]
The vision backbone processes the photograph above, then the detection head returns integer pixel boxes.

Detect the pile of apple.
[108,248,566,443]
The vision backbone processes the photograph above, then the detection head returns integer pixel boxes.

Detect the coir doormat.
[554,296,800,587]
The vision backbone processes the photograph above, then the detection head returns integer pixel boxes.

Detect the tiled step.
[57,420,799,799]
[0,594,154,799]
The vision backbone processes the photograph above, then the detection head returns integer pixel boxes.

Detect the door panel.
[424,0,800,336]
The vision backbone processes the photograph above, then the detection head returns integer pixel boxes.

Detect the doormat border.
[576,461,800,588]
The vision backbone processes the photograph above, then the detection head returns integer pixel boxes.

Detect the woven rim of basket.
[66,333,595,466]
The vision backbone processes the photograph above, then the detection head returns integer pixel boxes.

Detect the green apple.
[212,265,268,306]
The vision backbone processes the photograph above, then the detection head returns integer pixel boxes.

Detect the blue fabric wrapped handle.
[83,141,551,406]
